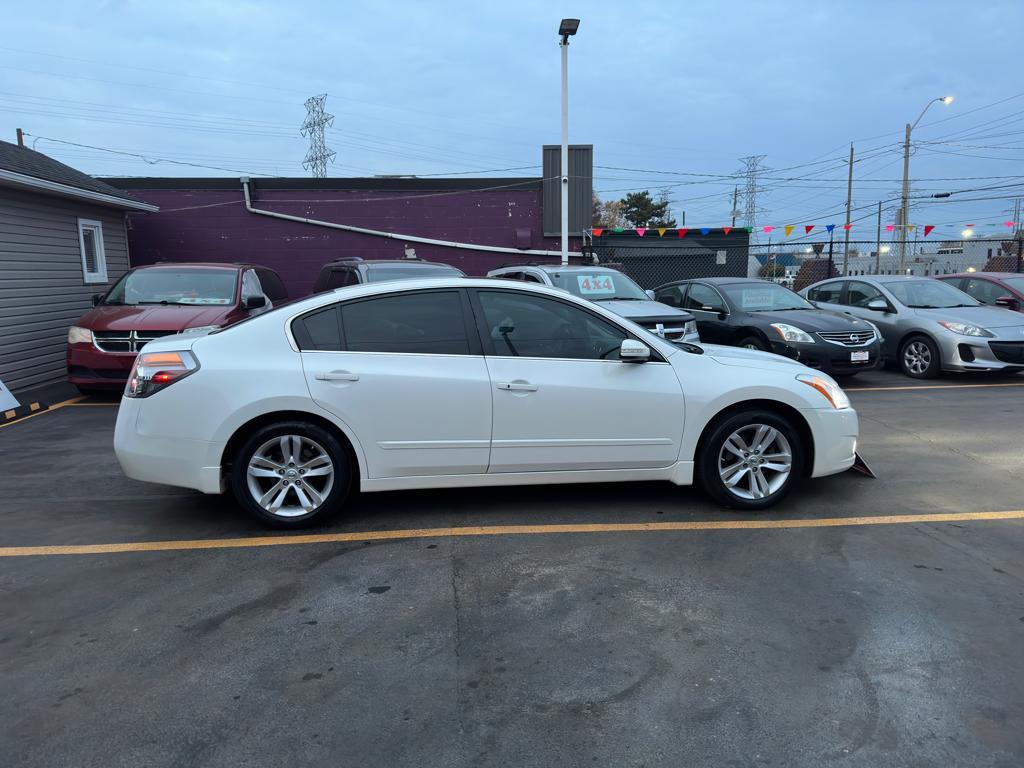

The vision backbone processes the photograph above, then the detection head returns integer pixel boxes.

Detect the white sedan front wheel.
[698,410,804,510]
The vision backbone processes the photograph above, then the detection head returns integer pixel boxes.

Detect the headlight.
[797,373,851,410]
[684,320,698,337]
[771,323,814,343]
[182,325,220,335]
[938,321,993,337]
[68,326,93,344]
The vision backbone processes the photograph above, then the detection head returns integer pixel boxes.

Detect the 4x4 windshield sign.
[577,275,615,295]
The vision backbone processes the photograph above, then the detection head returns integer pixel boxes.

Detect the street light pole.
[558,19,580,266]
[898,95,953,271]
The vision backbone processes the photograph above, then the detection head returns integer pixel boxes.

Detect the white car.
[114,279,859,527]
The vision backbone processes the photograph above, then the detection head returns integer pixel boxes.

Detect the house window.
[77,219,107,284]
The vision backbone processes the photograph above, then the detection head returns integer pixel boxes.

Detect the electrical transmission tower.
[300,94,336,177]
[738,154,767,239]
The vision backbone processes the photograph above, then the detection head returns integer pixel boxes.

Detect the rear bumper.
[114,398,224,494]
[771,340,882,374]
[67,343,136,387]
[802,407,859,478]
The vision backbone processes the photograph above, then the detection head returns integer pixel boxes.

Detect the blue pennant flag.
[699,227,711,236]
[825,224,835,233]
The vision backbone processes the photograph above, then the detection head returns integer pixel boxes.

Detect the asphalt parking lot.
[2,367,1023,767]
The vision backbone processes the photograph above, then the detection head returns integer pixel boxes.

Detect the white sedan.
[114,278,859,527]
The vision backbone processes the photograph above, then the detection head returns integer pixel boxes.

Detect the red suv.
[937,272,1024,312]
[67,262,288,393]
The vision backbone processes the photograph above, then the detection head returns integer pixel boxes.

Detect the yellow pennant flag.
[784,225,794,237]
[907,225,916,233]
[657,227,667,237]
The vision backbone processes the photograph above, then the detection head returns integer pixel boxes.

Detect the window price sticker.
[577,275,615,295]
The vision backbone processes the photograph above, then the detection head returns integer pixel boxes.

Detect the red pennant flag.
[763,226,774,233]
[965,223,976,227]
[924,225,935,237]
[677,228,688,238]
[722,226,732,236]
[591,228,604,237]
[843,224,853,230]
[1005,221,1016,228]
[804,225,814,235]
[635,227,646,237]
[885,224,895,232]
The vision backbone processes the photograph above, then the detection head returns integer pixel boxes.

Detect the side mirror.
[995,295,1021,311]
[91,293,104,306]
[866,299,890,313]
[619,339,651,363]
[645,289,656,300]
[242,295,267,310]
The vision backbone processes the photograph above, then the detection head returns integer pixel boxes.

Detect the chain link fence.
[587,232,1022,291]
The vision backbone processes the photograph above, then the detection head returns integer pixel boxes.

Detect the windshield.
[365,264,464,282]
[720,282,814,311]
[1003,277,1024,294]
[886,280,980,308]
[104,268,238,306]
[549,270,648,300]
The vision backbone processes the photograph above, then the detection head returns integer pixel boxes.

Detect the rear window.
[365,264,464,282]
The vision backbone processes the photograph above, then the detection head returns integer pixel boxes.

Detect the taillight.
[125,351,199,398]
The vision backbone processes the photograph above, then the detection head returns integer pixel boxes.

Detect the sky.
[3,0,1024,241]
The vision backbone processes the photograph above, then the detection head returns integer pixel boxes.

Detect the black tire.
[737,335,769,351]
[697,409,805,510]
[229,420,352,528]
[899,334,942,379]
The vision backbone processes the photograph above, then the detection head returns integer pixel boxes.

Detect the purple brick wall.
[120,184,582,298]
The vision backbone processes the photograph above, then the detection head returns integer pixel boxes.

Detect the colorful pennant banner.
[587,220,1021,239]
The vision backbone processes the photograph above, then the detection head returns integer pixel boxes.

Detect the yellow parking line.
[849,382,1024,392]
[0,396,86,428]
[2,510,1022,558]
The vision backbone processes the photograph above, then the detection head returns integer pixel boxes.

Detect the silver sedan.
[800,275,1024,378]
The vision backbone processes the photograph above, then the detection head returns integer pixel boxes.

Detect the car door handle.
[496,381,538,392]
[315,370,359,382]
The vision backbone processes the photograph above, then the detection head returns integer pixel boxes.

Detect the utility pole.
[300,94,336,178]
[898,96,953,271]
[875,201,882,274]
[731,186,739,227]
[842,143,854,276]
[558,19,580,266]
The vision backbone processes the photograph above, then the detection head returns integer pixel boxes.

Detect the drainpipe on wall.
[239,178,581,259]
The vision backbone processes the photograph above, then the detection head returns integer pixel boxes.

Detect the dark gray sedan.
[800,275,1024,378]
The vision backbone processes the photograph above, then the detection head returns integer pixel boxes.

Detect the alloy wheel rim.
[904,341,931,374]
[246,435,334,518]
[718,424,792,501]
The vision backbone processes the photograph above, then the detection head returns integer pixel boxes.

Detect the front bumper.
[940,338,1024,372]
[802,407,859,478]
[67,343,136,388]
[770,340,882,374]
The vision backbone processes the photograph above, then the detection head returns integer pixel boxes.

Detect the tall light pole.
[898,95,953,270]
[558,18,579,266]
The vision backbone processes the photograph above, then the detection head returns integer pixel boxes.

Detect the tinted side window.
[522,272,543,283]
[809,283,843,304]
[846,281,884,308]
[655,284,687,308]
[477,291,628,360]
[256,269,288,301]
[685,283,724,311]
[963,279,1007,304]
[324,268,357,290]
[293,306,343,351]
[241,270,263,300]
[341,291,470,354]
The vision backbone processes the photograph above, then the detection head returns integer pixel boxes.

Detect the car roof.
[325,258,459,268]
[495,263,616,273]
[656,277,771,288]
[941,272,1022,279]
[136,262,248,271]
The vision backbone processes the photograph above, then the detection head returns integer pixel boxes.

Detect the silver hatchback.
[800,275,1024,378]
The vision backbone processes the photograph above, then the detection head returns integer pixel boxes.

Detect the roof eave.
[0,168,159,212]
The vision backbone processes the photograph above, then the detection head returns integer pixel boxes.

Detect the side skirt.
[361,462,695,493]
